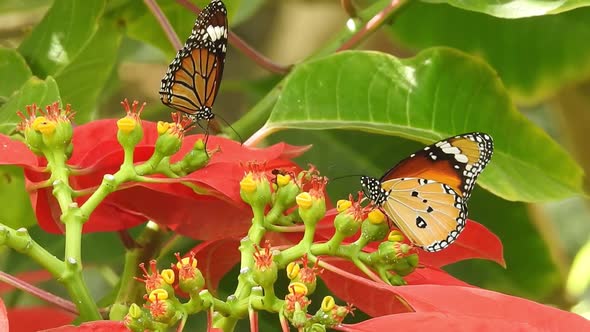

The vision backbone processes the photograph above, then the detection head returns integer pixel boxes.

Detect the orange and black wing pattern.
[360,132,493,252]
[380,132,493,201]
[159,0,228,121]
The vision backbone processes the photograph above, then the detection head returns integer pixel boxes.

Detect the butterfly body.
[160,0,228,123]
[361,132,493,252]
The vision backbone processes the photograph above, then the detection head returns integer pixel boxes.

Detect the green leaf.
[0,48,32,99]
[425,0,590,18]
[0,166,36,229]
[0,76,61,134]
[17,0,105,76]
[55,19,123,122]
[265,49,583,202]
[390,3,590,103]
[269,129,562,300]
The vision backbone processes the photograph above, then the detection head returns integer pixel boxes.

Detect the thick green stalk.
[49,150,101,320]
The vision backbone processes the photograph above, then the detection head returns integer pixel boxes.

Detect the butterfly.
[360,132,493,252]
[159,0,228,126]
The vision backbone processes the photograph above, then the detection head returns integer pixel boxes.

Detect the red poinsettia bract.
[0,119,307,238]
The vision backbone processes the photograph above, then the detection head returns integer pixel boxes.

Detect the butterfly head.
[360,176,388,206]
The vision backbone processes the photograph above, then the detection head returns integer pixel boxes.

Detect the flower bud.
[175,252,205,294]
[253,243,278,289]
[286,262,301,280]
[17,103,74,155]
[336,199,352,212]
[333,209,361,238]
[117,99,145,149]
[273,178,300,208]
[240,166,272,208]
[388,230,405,243]
[361,215,389,243]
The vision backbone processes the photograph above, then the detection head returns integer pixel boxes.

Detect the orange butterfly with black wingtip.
[361,132,493,252]
[159,0,228,130]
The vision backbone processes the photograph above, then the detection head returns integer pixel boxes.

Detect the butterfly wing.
[361,132,493,251]
[380,177,466,252]
[160,0,228,119]
[380,132,493,201]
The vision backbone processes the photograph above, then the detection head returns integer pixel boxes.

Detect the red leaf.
[20,119,307,234]
[6,307,74,331]
[404,265,471,286]
[41,320,127,331]
[0,298,7,332]
[0,134,38,168]
[192,239,241,292]
[336,312,538,331]
[419,219,505,268]
[391,285,590,330]
[319,259,414,316]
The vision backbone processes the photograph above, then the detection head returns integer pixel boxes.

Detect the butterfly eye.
[362,132,493,252]
[159,0,228,128]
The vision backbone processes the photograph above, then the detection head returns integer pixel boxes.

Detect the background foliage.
[1,0,590,327]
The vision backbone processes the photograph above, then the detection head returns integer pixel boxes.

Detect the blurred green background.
[1,0,590,327]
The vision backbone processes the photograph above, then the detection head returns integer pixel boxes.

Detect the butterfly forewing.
[381,178,466,252]
[380,132,493,201]
[160,0,228,120]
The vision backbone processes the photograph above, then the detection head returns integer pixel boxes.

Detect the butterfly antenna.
[330,174,366,182]
[216,113,243,144]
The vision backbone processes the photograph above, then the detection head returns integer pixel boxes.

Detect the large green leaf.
[425,0,590,18]
[0,48,32,100]
[268,130,562,300]
[390,3,590,103]
[0,76,61,134]
[55,19,123,122]
[17,0,105,77]
[264,49,583,202]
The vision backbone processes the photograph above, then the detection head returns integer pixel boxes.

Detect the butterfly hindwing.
[160,0,228,120]
[380,177,466,252]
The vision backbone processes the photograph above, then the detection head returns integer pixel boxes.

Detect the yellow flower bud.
[128,303,142,319]
[289,282,308,296]
[286,262,301,280]
[157,121,171,135]
[296,192,313,209]
[176,256,198,269]
[161,269,175,284]
[321,296,335,312]
[117,117,137,133]
[368,209,385,224]
[388,230,405,242]
[336,199,352,212]
[148,289,168,302]
[276,174,291,187]
[32,116,56,135]
[240,174,257,193]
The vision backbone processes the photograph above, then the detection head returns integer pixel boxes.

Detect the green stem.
[110,222,167,320]
[0,224,63,277]
[48,150,101,321]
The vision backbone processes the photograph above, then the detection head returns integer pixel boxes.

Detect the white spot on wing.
[454,154,468,163]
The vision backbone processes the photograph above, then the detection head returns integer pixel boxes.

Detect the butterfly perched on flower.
[361,132,493,252]
[159,0,228,127]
